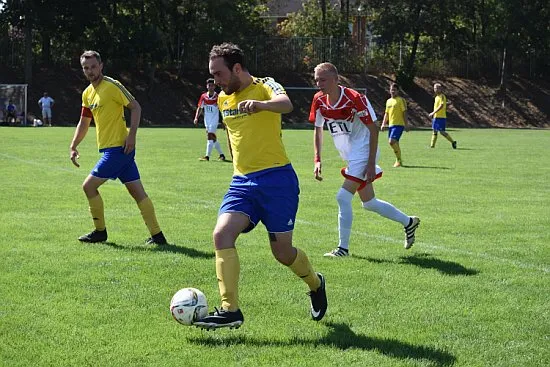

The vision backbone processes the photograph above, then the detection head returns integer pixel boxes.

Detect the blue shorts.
[432,118,447,132]
[388,125,405,141]
[219,164,299,233]
[91,146,140,184]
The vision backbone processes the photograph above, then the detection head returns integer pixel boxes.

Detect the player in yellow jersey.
[69,50,167,245]
[429,83,457,149]
[381,83,409,167]
[193,42,327,330]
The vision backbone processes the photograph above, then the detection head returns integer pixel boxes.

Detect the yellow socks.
[88,194,105,230]
[216,248,240,311]
[137,196,161,236]
[392,143,402,162]
[430,133,438,147]
[288,248,321,291]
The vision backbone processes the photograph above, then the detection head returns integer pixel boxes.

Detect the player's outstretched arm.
[70,116,92,167]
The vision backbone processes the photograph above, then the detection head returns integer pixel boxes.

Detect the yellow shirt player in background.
[428,83,457,149]
[381,82,409,167]
[193,42,327,330]
[69,50,167,245]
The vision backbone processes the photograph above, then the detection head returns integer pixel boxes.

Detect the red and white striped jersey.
[309,86,378,161]
[198,92,220,126]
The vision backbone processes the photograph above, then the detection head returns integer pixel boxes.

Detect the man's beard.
[223,75,240,95]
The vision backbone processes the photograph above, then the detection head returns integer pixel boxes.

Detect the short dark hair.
[206,78,215,84]
[80,50,102,64]
[209,42,246,71]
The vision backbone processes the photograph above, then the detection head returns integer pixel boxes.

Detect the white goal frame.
[0,84,28,126]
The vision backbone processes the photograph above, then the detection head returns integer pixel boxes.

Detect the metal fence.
[179,37,367,74]
[2,33,548,80]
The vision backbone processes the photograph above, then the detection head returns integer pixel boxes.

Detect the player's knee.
[362,198,378,212]
[82,183,97,197]
[336,188,353,206]
[271,246,295,266]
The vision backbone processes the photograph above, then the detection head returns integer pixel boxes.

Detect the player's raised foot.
[452,141,457,149]
[199,156,209,161]
[218,154,226,161]
[78,229,107,243]
[194,307,244,330]
[309,273,327,321]
[323,247,349,257]
[404,216,420,249]
[145,231,168,245]
[393,160,402,167]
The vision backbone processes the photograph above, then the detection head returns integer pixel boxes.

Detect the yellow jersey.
[385,96,407,126]
[434,93,447,118]
[82,76,135,150]
[218,77,290,176]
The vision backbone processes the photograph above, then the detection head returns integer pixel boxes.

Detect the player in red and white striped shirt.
[309,63,420,256]
[194,78,226,161]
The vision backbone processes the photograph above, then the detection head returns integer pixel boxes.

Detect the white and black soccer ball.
[170,287,208,326]
[33,118,43,127]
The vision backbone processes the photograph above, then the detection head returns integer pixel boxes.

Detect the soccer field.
[0,127,548,367]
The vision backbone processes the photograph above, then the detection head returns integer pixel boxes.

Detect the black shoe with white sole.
[194,307,244,330]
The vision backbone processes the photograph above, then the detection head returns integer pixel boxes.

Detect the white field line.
[0,153,78,174]
[3,152,548,273]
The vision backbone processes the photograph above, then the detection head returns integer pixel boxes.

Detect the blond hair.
[314,62,339,76]
[80,50,102,64]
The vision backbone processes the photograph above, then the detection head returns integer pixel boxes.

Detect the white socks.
[336,188,354,250]
[214,141,223,154]
[207,140,223,156]
[362,197,409,226]
[206,140,214,156]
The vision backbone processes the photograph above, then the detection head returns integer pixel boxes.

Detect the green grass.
[0,127,548,367]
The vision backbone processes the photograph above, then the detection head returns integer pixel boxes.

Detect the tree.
[277,0,348,38]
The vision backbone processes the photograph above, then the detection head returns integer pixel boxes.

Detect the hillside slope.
[2,66,548,128]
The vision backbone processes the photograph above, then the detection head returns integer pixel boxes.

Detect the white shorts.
[205,123,218,134]
[343,160,383,181]
[42,108,52,119]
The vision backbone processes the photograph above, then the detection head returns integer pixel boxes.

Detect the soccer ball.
[33,118,43,127]
[170,287,208,326]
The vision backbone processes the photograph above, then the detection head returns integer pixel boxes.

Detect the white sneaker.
[323,247,349,257]
[404,216,420,249]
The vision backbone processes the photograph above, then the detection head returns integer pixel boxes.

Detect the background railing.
[1,34,548,80]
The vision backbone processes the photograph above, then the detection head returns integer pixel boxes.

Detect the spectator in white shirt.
[38,92,55,126]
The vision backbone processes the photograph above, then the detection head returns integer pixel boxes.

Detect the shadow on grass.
[353,253,478,276]
[400,253,478,275]
[188,322,456,366]
[99,241,214,258]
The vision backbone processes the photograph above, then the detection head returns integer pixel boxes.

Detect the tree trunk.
[500,47,507,108]
[320,0,326,36]
[24,21,32,84]
[404,4,423,75]
[41,31,51,65]
[479,0,487,39]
